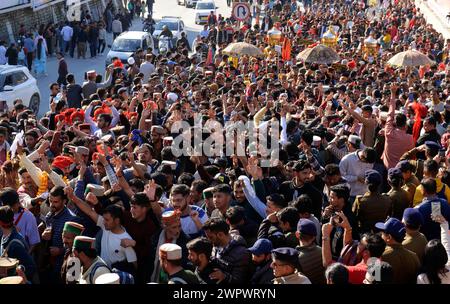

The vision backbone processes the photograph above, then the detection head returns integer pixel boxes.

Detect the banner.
[0,0,31,11]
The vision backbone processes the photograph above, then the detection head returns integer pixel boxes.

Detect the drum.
[0,257,19,278]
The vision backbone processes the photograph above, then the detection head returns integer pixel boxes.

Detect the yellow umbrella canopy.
[296,44,340,65]
[222,42,264,58]
[387,49,435,67]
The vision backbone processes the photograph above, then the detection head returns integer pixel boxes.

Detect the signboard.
[0,0,31,12]
[232,2,251,22]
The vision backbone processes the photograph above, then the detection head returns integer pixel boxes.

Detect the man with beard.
[17,168,38,198]
[39,186,80,284]
[134,143,158,175]
[66,189,138,275]
[210,184,233,220]
[84,101,119,139]
[119,192,159,284]
[167,184,208,239]
[203,217,251,284]
[187,237,221,284]
[60,221,85,284]
[279,160,323,220]
[248,238,274,284]
[150,210,190,283]
[159,243,200,284]
[232,180,263,224]
[150,126,165,161]
[72,236,111,284]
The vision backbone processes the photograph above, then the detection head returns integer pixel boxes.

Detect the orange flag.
[282,38,291,61]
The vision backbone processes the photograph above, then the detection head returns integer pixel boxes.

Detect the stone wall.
[0,0,125,43]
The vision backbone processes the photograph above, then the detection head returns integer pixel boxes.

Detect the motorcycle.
[158,35,172,54]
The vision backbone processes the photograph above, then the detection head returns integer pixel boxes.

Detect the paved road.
[36,0,232,117]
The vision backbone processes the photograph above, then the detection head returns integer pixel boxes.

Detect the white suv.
[0,65,41,114]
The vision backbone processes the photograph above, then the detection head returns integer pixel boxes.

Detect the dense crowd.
[0,0,450,285]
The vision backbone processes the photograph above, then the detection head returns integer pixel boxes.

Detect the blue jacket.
[0,228,36,279]
[416,197,450,241]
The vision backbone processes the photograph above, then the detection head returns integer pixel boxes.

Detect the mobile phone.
[431,201,441,218]
[439,149,446,158]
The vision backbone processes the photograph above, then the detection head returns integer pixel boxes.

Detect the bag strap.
[89,262,111,284]
[2,239,26,258]
[14,209,25,226]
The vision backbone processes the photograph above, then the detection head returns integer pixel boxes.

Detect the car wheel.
[29,94,40,115]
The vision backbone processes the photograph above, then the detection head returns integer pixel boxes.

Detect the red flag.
[282,38,291,61]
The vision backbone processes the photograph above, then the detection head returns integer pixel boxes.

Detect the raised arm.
[65,185,99,224]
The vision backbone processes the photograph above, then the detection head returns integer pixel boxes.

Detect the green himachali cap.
[73,236,96,252]
[63,221,85,236]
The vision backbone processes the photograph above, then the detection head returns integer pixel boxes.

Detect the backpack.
[89,261,134,284]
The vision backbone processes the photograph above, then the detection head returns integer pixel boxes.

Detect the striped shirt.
[45,207,79,250]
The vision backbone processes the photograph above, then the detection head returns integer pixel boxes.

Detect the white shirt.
[61,26,73,41]
[0,46,6,65]
[139,61,155,82]
[339,151,373,197]
[96,216,137,267]
[179,205,208,238]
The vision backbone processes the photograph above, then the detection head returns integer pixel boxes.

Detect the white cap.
[167,92,178,102]
[0,276,24,284]
[312,135,321,146]
[379,111,388,121]
[86,184,105,197]
[348,135,362,146]
[127,57,135,65]
[95,273,120,284]
[159,243,182,260]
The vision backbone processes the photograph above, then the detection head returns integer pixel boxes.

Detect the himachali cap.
[86,184,105,197]
[95,273,120,284]
[202,187,215,199]
[151,126,166,135]
[63,221,85,236]
[87,70,96,77]
[0,276,24,284]
[161,210,181,225]
[159,243,182,261]
[75,146,90,156]
[348,135,361,146]
[73,236,96,252]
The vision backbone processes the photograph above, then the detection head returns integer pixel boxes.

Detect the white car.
[105,31,155,67]
[0,65,41,114]
[195,0,217,24]
[152,17,185,48]
[184,0,199,8]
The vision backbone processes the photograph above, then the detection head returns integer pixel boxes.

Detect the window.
[13,72,28,86]
[111,39,141,52]
[3,74,14,87]
[155,21,178,31]
[142,38,148,50]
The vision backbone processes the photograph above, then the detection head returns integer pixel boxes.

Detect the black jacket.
[279,181,323,220]
[212,235,250,284]
[250,259,274,284]
[66,83,83,108]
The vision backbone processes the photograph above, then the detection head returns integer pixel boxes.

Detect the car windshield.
[155,21,178,31]
[196,2,214,9]
[111,39,141,52]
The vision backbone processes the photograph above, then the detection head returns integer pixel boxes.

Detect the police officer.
[270,247,311,284]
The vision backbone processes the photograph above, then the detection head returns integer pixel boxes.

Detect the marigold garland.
[37,172,49,197]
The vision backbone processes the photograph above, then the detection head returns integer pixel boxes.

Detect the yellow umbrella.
[387,49,435,67]
[222,42,264,58]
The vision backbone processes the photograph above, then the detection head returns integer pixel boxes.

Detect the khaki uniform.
[352,192,392,233]
[273,271,311,284]
[402,231,428,263]
[402,175,420,207]
[387,188,411,220]
[381,244,420,284]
